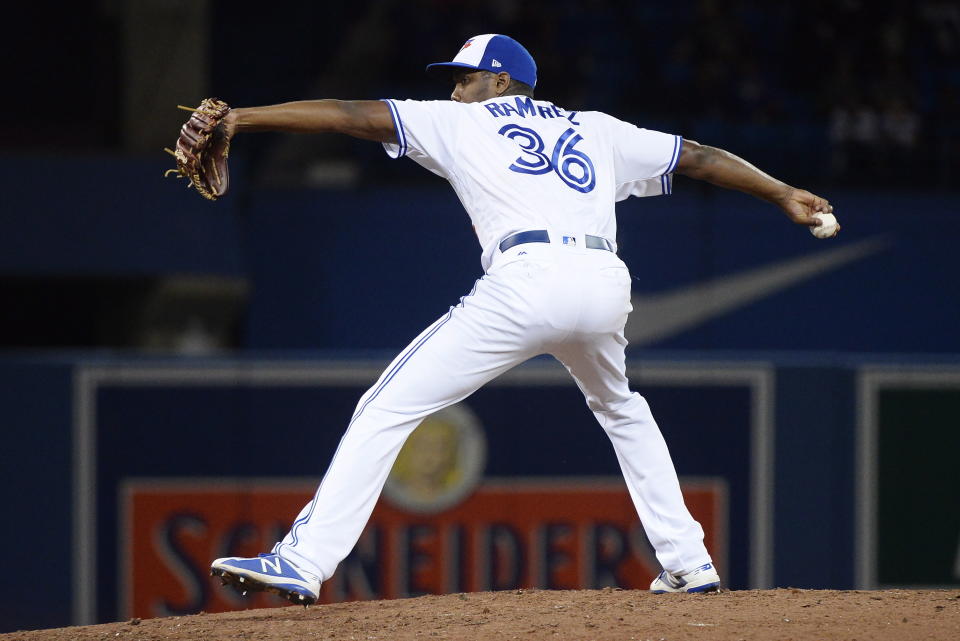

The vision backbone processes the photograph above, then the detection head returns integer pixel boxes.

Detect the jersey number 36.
[497,124,597,194]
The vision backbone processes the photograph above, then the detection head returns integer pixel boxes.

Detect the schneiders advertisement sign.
[120,406,727,619]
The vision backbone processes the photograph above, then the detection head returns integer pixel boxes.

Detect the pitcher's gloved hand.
[165,98,232,200]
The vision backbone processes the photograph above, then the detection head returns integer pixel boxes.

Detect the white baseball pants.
[274,237,712,579]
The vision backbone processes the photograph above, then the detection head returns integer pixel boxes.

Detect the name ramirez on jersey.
[483,96,581,125]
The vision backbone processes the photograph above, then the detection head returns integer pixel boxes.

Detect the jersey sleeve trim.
[660,173,674,195]
[380,99,408,159]
[664,135,683,175]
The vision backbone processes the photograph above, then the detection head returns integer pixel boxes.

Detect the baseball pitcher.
[186,34,838,603]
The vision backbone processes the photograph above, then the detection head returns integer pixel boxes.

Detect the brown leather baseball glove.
[165,98,231,200]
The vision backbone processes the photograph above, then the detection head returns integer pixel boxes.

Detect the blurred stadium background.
[1,0,958,632]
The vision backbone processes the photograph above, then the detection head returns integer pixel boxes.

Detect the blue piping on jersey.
[663,173,673,195]
[276,277,484,560]
[660,173,674,195]
[381,99,408,158]
[665,135,683,175]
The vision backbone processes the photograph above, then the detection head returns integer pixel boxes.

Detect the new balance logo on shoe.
[260,555,282,574]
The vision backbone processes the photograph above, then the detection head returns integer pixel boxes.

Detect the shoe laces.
[660,570,687,588]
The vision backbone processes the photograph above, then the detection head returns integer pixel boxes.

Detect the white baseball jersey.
[382,97,681,269]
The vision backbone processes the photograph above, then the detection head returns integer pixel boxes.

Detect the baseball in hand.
[810,211,839,238]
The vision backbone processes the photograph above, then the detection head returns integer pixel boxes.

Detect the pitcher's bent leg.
[553,337,712,574]
[274,292,533,580]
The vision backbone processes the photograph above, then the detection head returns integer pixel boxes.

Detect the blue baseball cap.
[426,34,537,88]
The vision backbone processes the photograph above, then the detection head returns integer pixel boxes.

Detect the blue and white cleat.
[650,562,721,594]
[211,553,322,605]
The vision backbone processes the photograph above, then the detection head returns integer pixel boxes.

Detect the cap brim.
[425,62,482,78]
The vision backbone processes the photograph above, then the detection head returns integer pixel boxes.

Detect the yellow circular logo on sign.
[383,402,487,514]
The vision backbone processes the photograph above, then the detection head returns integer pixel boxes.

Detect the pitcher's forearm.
[228,100,397,143]
[676,141,792,205]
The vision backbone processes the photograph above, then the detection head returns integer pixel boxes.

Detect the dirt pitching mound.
[3,588,958,641]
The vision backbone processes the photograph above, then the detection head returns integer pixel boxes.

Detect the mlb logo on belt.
[562,236,577,246]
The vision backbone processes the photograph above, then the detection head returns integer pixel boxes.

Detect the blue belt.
[499,230,614,253]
